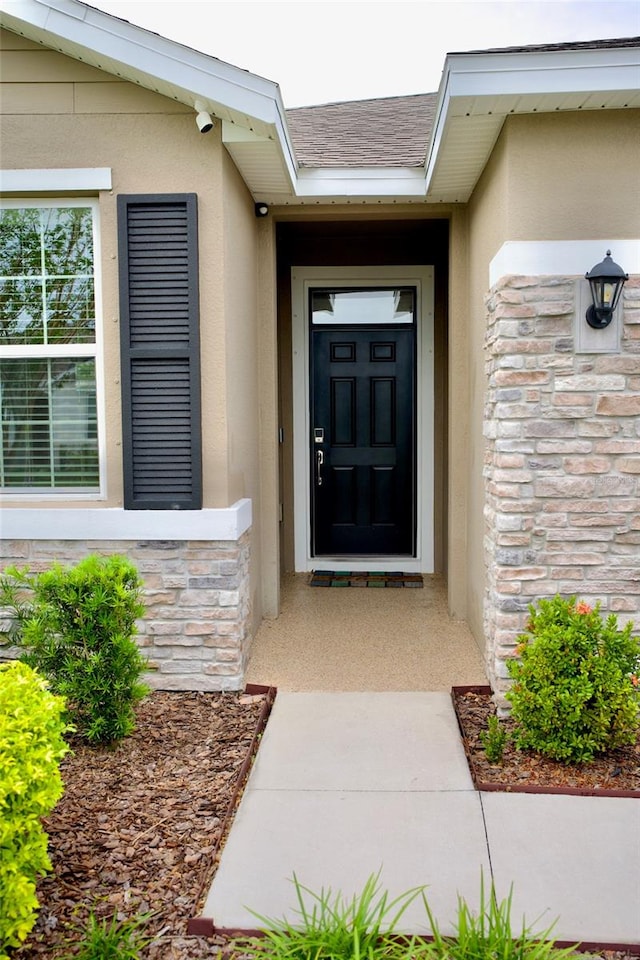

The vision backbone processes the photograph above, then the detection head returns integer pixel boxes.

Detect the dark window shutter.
[117,194,202,509]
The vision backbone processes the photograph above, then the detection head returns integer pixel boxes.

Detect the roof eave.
[425,44,640,202]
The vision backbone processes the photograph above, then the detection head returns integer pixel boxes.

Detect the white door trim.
[291,266,434,573]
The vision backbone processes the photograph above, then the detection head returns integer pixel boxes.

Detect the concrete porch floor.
[245,573,489,691]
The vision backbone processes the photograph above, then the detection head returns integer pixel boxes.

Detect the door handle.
[316,448,324,486]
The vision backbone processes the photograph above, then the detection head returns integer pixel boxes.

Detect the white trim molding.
[0,499,252,541]
[490,239,640,287]
[0,168,112,192]
[295,167,427,199]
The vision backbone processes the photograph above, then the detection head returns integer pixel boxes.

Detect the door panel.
[311,324,415,556]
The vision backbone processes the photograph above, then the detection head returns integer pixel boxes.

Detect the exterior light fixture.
[255,202,269,217]
[585,250,628,329]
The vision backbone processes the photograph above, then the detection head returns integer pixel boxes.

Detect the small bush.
[507,595,640,763]
[0,661,70,957]
[2,555,149,745]
[480,715,508,764]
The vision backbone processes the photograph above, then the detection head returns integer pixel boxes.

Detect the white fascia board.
[296,167,427,199]
[425,44,640,196]
[445,48,640,98]
[0,499,253,541]
[0,0,297,181]
[0,167,112,192]
[490,239,640,287]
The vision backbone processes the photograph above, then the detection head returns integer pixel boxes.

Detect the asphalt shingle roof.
[286,93,437,168]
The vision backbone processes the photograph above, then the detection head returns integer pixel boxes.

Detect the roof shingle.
[286,93,437,167]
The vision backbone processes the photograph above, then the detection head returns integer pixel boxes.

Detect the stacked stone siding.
[484,276,640,704]
[0,533,251,691]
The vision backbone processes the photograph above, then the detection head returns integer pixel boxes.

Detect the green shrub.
[480,715,508,764]
[1,555,149,745]
[0,661,70,957]
[506,595,640,762]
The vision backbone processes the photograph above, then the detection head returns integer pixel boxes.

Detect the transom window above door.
[310,287,415,325]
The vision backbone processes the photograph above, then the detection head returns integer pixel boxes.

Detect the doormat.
[309,571,423,588]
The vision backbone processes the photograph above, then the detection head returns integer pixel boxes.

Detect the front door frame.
[291,265,434,573]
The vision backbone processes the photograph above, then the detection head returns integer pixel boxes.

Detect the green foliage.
[238,873,578,960]
[1,555,149,745]
[0,661,70,957]
[60,910,154,960]
[240,870,430,959]
[420,872,578,960]
[506,595,640,763]
[480,715,508,764]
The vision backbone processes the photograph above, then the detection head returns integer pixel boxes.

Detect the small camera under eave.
[196,110,214,134]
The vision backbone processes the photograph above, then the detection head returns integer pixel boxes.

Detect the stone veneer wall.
[0,532,251,691]
[484,275,640,705]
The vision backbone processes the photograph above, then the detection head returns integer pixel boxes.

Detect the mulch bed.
[15,690,273,960]
[452,686,640,797]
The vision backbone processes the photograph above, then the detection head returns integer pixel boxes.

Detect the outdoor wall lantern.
[585,250,628,329]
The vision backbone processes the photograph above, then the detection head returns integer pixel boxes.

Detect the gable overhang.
[425,45,640,203]
[0,0,298,197]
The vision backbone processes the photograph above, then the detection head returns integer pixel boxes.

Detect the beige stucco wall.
[0,29,235,510]
[465,107,640,648]
[466,126,510,639]
[503,110,640,240]
[221,150,264,630]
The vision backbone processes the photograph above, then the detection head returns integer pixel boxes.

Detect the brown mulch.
[452,687,640,796]
[16,690,271,960]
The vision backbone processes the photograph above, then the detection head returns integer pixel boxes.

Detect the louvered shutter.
[117,195,202,509]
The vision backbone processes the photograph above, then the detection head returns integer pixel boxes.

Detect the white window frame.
[0,198,106,500]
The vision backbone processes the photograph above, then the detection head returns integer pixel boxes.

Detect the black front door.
[310,291,416,557]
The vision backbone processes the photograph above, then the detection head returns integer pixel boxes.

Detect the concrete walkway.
[204,693,640,946]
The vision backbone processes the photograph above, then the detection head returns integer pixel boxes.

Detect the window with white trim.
[0,200,102,494]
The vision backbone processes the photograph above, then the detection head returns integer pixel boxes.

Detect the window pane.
[0,278,45,344]
[46,278,95,343]
[43,207,94,277]
[311,287,415,324]
[0,358,99,489]
[0,206,95,345]
[0,208,42,277]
